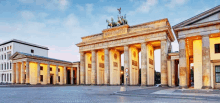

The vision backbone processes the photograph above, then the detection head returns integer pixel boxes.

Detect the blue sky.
[0,0,219,72]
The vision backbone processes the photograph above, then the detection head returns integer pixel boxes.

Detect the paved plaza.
[0,86,220,103]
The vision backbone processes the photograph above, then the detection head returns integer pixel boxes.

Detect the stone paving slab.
[174,89,220,94]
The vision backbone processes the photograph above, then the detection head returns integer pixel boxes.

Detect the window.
[10,62,11,69]
[50,67,52,71]
[40,66,43,70]
[7,63,8,69]
[58,76,60,82]
[1,64,3,70]
[10,46,12,50]
[7,46,9,50]
[1,55,3,60]
[10,73,11,81]
[7,73,9,82]
[40,75,43,82]
[31,49,34,53]
[58,68,60,72]
[4,63,6,70]
[215,44,220,53]
[216,66,220,83]
[1,48,3,51]
[5,54,6,60]
[4,47,6,51]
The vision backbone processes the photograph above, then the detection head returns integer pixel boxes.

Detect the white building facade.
[0,39,48,84]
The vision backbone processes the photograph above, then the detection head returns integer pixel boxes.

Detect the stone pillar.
[104,48,110,85]
[46,63,50,84]
[55,65,58,84]
[21,62,25,84]
[124,45,130,85]
[12,63,15,84]
[161,40,168,86]
[171,60,175,87]
[26,61,30,84]
[16,62,19,84]
[71,67,73,85]
[80,52,85,84]
[141,42,147,86]
[91,50,97,85]
[37,62,40,84]
[77,65,79,85]
[64,66,66,84]
[179,39,188,88]
[202,35,212,89]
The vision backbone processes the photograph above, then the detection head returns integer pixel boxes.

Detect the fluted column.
[21,62,25,84]
[26,61,30,84]
[124,45,130,85]
[71,67,73,85]
[179,39,187,88]
[141,42,147,86]
[16,62,19,84]
[91,50,97,85]
[64,66,66,84]
[12,63,15,84]
[171,60,175,87]
[161,40,168,86]
[104,48,110,85]
[46,63,50,84]
[77,65,79,85]
[55,65,58,84]
[37,62,40,84]
[80,52,85,84]
[202,35,212,89]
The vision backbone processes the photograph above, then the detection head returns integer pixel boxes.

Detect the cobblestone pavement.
[0,86,219,103]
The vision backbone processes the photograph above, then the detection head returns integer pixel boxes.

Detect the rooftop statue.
[106,7,128,28]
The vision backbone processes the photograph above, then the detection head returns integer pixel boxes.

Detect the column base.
[161,84,168,87]
[202,86,212,89]
[36,83,41,85]
[179,86,188,89]
[26,83,31,85]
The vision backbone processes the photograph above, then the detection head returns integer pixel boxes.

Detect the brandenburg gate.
[76,18,175,86]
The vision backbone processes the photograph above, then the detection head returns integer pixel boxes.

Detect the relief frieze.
[113,62,118,67]
[99,63,104,68]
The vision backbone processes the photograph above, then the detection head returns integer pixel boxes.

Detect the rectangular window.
[40,66,43,70]
[10,46,12,50]
[1,55,3,60]
[58,76,60,82]
[1,64,3,70]
[7,46,9,50]
[58,68,60,72]
[2,48,3,51]
[4,63,6,70]
[215,44,220,53]
[40,75,43,82]
[10,73,11,81]
[7,63,8,69]
[50,67,52,71]
[31,49,34,53]
[10,62,11,69]
[7,73,9,82]
[4,47,6,51]
[5,54,6,60]
[216,65,220,83]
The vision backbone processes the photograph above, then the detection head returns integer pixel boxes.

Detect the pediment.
[10,52,27,60]
[173,5,220,28]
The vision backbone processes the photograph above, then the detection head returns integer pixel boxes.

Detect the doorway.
[50,75,53,84]
[66,70,71,84]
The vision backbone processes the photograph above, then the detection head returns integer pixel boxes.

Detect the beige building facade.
[10,52,80,85]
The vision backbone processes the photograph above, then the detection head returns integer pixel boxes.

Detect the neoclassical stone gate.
[76,18,175,86]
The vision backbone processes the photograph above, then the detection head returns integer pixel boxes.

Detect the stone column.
[64,66,66,84]
[55,65,58,84]
[16,62,19,84]
[124,45,130,85]
[179,39,188,88]
[12,63,15,84]
[26,61,30,84]
[21,62,25,84]
[91,50,97,85]
[80,52,85,84]
[71,67,73,85]
[141,42,147,86]
[171,60,175,87]
[161,40,168,86]
[104,48,110,85]
[46,63,50,84]
[77,65,80,85]
[37,62,40,84]
[202,35,212,89]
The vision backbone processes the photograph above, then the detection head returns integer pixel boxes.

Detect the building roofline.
[0,39,49,50]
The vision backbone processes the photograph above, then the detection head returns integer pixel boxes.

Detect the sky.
[0,0,219,72]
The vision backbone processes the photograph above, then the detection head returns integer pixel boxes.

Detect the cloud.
[19,0,70,11]
[20,11,35,20]
[85,4,94,16]
[104,6,118,13]
[128,0,158,16]
[63,14,80,28]
[166,0,188,8]
[76,4,84,11]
